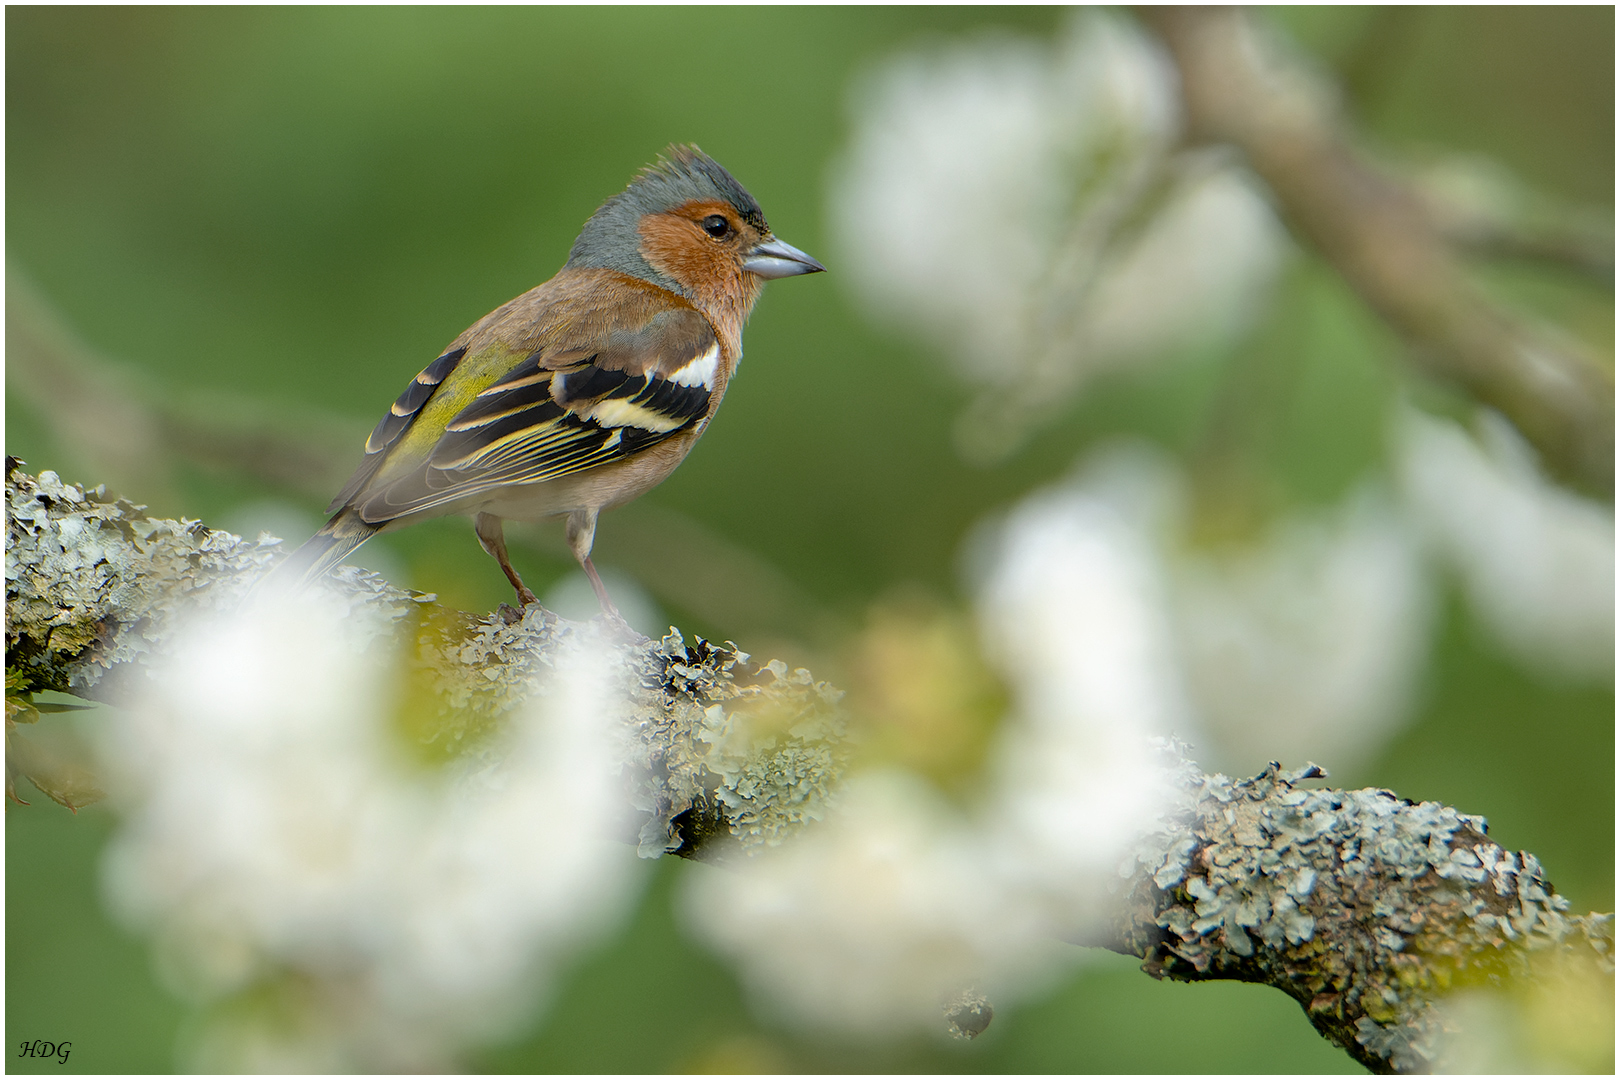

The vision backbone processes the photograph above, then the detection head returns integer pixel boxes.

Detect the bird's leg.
[579,555,619,615]
[582,554,647,642]
[474,512,540,607]
[564,509,618,615]
[566,509,645,641]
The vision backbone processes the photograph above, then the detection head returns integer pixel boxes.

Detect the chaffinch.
[282,145,824,616]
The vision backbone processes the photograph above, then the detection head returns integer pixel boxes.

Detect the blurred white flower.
[684,771,1065,1036]
[832,10,1287,462]
[1081,164,1284,365]
[683,446,1191,1037]
[1174,488,1433,775]
[999,444,1430,777]
[685,443,1436,1038]
[1396,406,1614,682]
[98,586,644,1071]
[977,454,1195,896]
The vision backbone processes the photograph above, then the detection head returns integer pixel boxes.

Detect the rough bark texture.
[1142,5,1615,496]
[1112,755,1613,1072]
[5,461,1611,1071]
[3,460,846,856]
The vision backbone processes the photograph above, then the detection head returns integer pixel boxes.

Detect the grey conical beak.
[743,237,826,279]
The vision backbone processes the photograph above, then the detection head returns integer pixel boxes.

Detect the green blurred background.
[7,6,1612,1073]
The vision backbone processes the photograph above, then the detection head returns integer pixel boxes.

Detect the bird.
[278,145,824,622]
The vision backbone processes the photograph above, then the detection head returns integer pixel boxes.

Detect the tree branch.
[1108,756,1614,1073]
[5,462,1609,1071]
[1142,6,1615,496]
[3,460,847,857]
[1407,156,1615,279]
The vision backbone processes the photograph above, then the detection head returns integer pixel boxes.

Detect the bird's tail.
[265,510,380,593]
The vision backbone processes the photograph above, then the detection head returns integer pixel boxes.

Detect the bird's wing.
[341,305,720,524]
[326,345,469,513]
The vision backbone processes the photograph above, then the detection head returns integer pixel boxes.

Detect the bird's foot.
[499,592,558,627]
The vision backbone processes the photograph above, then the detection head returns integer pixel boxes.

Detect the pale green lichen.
[5,462,848,858]
[6,463,423,694]
[1117,745,1613,1073]
[7,463,281,694]
[421,615,850,857]
[621,632,847,857]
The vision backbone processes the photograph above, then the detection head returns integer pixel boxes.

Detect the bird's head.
[567,145,824,311]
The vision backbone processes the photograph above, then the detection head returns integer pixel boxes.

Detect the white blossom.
[684,443,1438,1035]
[1396,406,1614,682]
[98,588,644,1070]
[683,446,1192,1036]
[1174,488,1433,775]
[831,11,1286,461]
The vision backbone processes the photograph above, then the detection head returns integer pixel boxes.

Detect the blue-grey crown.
[565,145,768,294]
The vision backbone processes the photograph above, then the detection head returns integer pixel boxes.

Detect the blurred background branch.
[1142,5,1614,496]
[6,270,358,509]
[1407,155,1615,279]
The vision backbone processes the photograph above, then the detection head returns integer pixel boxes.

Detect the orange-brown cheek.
[638,211,734,293]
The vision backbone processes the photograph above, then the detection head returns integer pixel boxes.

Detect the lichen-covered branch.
[1110,756,1615,1073]
[4,460,846,855]
[6,462,1610,1070]
[1142,6,1615,496]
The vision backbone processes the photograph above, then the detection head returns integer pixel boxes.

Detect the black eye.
[701,214,732,239]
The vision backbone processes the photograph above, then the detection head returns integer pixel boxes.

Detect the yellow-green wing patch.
[351,315,719,524]
[327,346,466,513]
